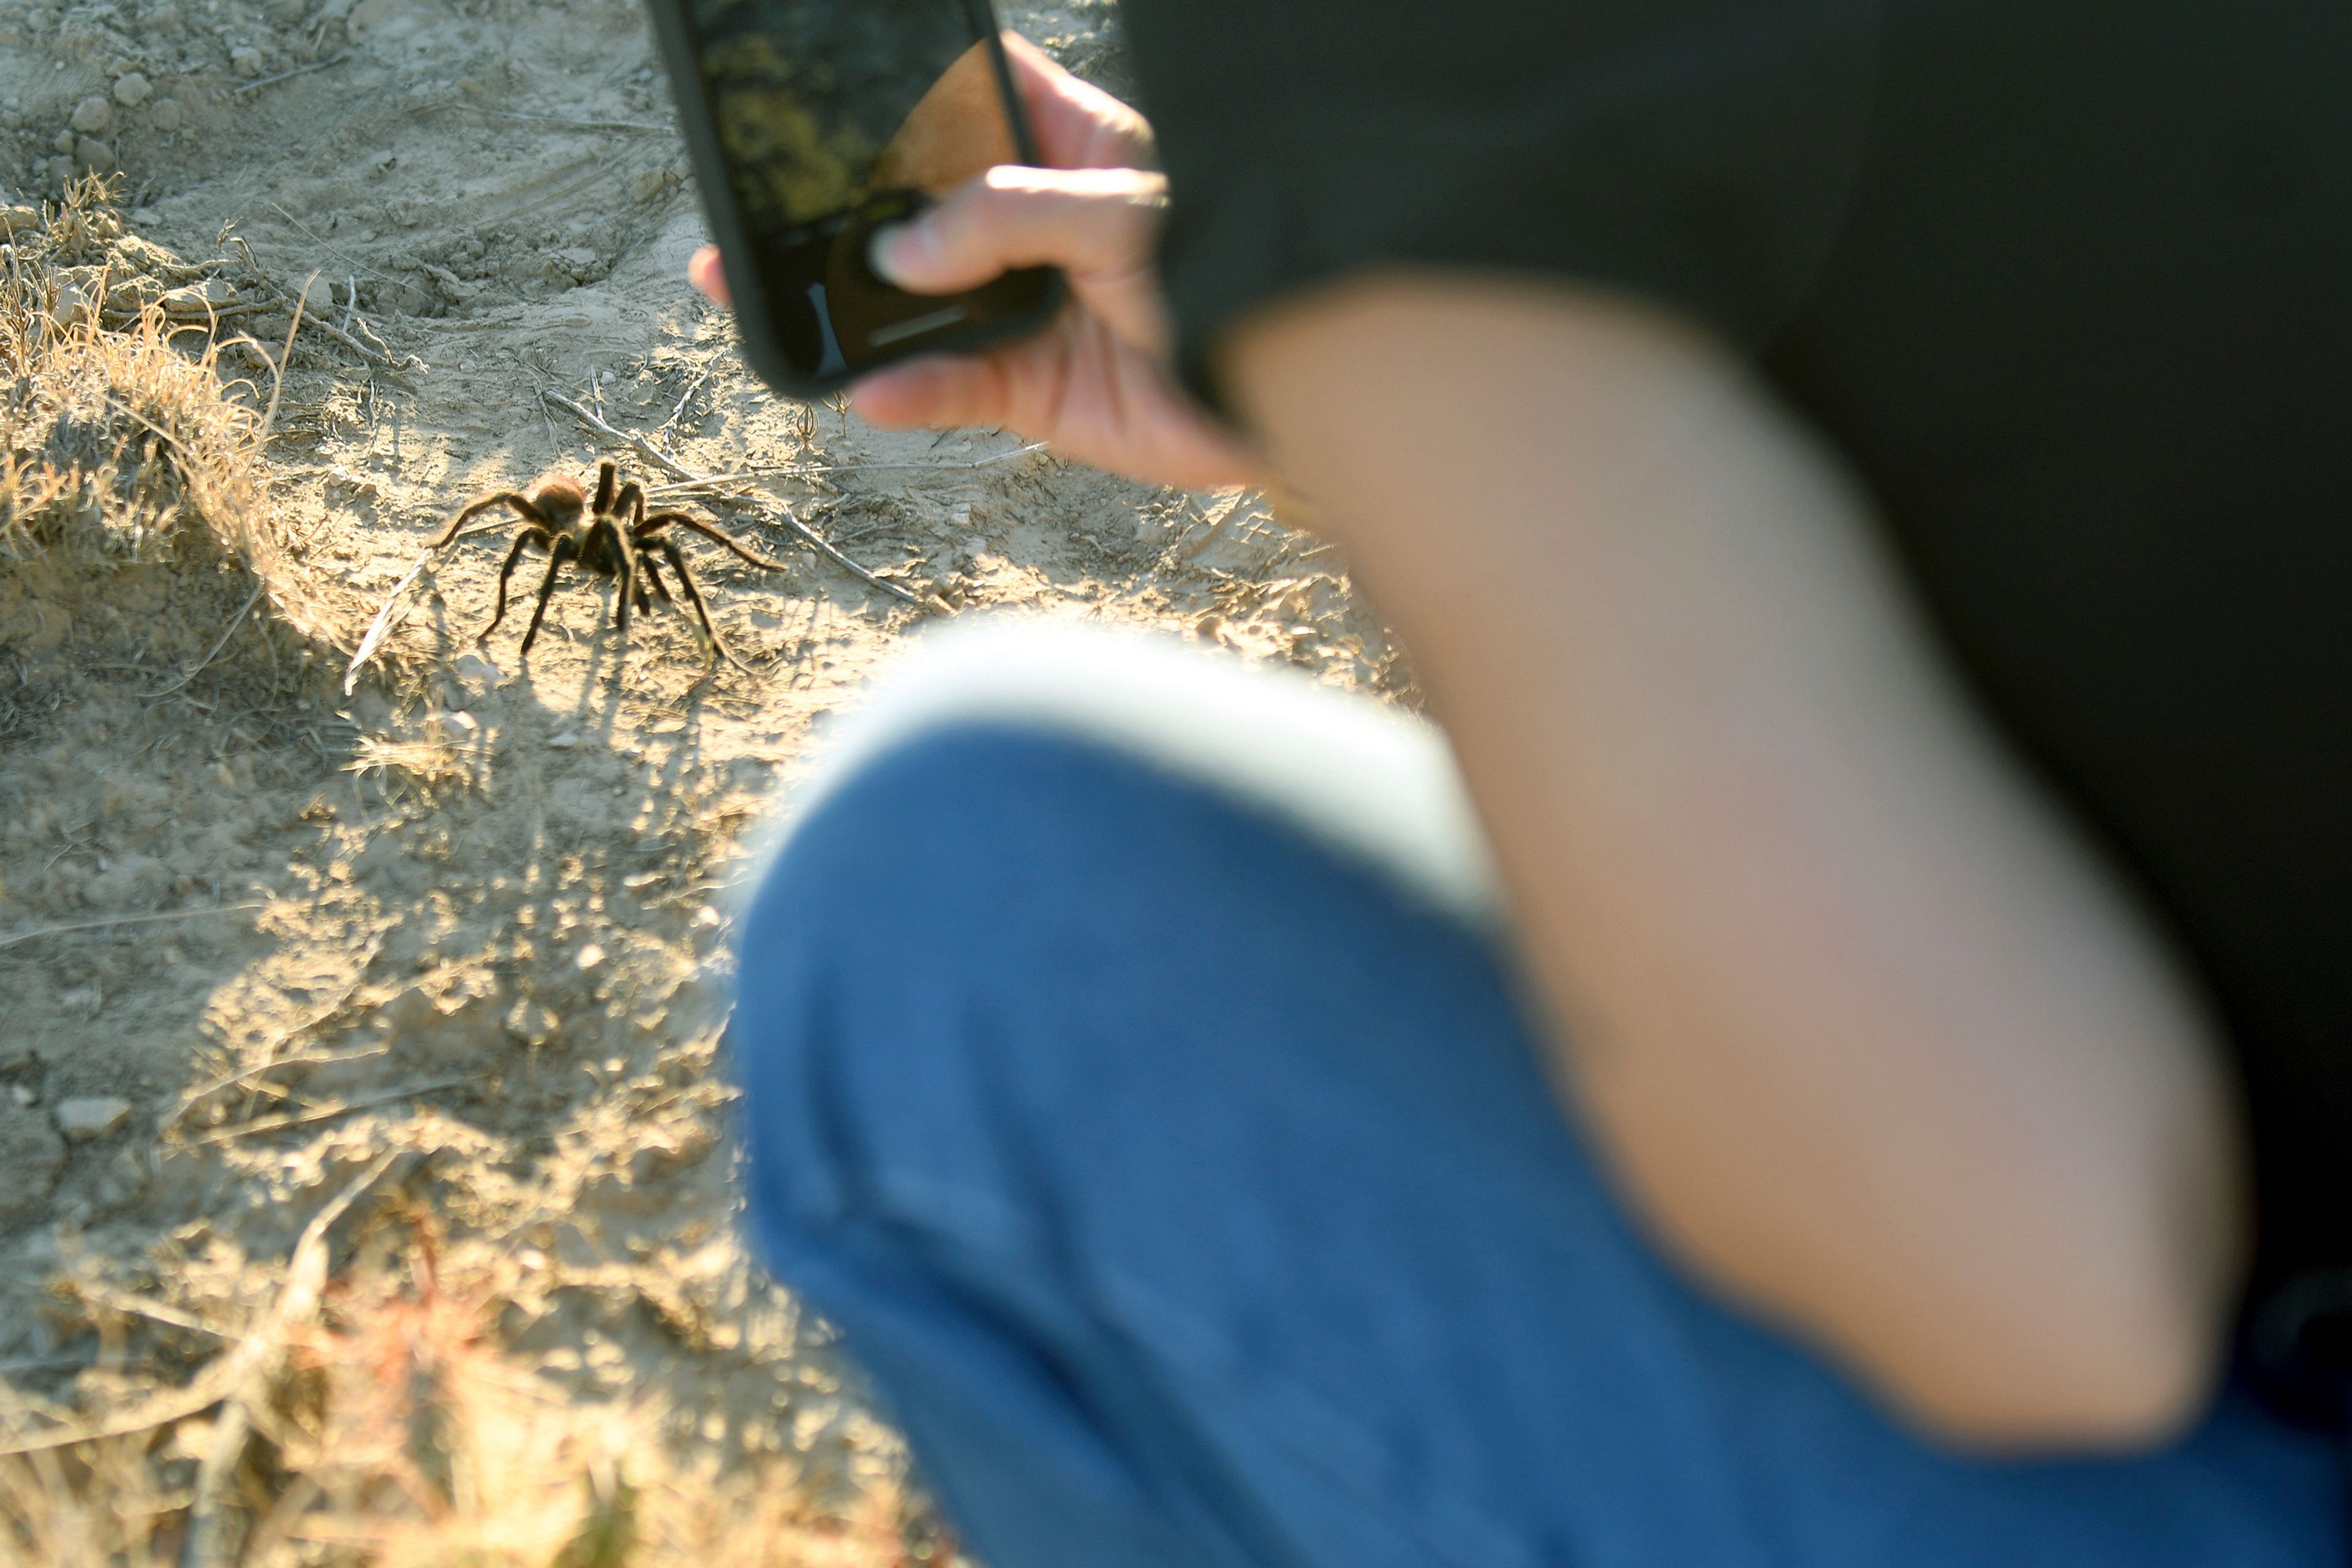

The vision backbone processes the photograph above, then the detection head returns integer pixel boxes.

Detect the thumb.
[870,167,1169,340]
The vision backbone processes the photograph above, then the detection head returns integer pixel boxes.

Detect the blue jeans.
[731,628,2340,1567]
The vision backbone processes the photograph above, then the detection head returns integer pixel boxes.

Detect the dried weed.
[0,181,933,1568]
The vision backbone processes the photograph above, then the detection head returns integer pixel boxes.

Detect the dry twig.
[224,235,413,374]
[0,1151,408,1460]
[159,937,386,1135]
[187,1076,469,1146]
[0,903,268,953]
[230,53,350,96]
[147,578,263,698]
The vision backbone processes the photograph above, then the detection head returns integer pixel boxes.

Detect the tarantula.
[430,460,790,673]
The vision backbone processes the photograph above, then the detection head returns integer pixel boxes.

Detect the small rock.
[547,730,579,750]
[69,95,111,134]
[73,137,115,174]
[45,156,74,190]
[0,1104,65,1223]
[0,205,37,238]
[557,244,598,271]
[111,72,151,107]
[230,45,264,76]
[51,129,75,156]
[160,275,236,318]
[8,1085,34,1107]
[574,943,605,972]
[0,110,20,130]
[451,651,500,683]
[53,1096,132,1142]
[146,97,183,132]
[630,167,669,203]
[503,998,560,1046]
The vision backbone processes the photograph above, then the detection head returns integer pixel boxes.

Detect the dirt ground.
[0,0,1401,1559]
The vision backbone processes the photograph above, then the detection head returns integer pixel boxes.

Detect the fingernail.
[867,221,928,285]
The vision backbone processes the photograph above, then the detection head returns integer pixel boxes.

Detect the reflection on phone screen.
[688,0,1049,379]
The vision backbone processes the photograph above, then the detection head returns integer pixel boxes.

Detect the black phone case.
[644,0,1066,399]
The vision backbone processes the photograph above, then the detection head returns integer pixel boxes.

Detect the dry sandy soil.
[0,0,1401,1559]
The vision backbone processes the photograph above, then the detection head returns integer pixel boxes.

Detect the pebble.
[8,1085,34,1107]
[147,97,183,132]
[160,274,236,318]
[51,129,74,155]
[111,72,151,107]
[0,205,37,238]
[53,1096,132,1142]
[69,94,111,134]
[548,729,580,750]
[574,943,605,972]
[74,136,115,173]
[230,45,263,77]
[503,998,560,1046]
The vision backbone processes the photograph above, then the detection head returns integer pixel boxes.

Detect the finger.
[688,244,731,307]
[848,356,1012,432]
[997,31,1156,170]
[870,166,1169,346]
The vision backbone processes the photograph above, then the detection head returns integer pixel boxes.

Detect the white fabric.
[751,615,1502,927]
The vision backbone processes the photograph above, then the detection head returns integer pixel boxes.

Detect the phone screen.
[682,0,1055,382]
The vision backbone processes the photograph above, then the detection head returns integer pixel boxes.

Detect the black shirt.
[1119,0,2352,1323]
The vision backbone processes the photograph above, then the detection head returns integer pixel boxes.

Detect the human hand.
[688,34,1262,492]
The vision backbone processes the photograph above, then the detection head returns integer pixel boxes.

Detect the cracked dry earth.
[0,0,1411,1558]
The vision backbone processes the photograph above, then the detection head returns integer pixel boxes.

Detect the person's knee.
[728,713,1538,1257]
[728,722,1186,1243]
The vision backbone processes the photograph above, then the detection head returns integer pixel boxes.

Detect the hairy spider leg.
[635,511,795,573]
[477,525,556,641]
[636,548,677,616]
[657,537,755,675]
[613,479,647,529]
[594,460,618,517]
[584,514,636,636]
[517,534,582,655]
[432,491,548,549]
[611,482,668,619]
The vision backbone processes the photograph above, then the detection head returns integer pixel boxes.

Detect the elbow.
[1874,1148,2245,1454]
[1883,1294,2228,1453]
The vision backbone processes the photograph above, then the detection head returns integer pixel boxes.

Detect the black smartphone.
[646,0,1065,398]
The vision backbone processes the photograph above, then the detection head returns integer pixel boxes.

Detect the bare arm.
[694,48,2248,1444]
[1223,276,2247,1449]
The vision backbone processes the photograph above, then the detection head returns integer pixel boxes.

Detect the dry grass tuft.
[343,722,492,804]
[0,173,352,660]
[2,1189,942,1567]
[2,176,256,570]
[0,181,940,1568]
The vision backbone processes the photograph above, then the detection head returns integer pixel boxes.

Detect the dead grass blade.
[0,1152,407,1460]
